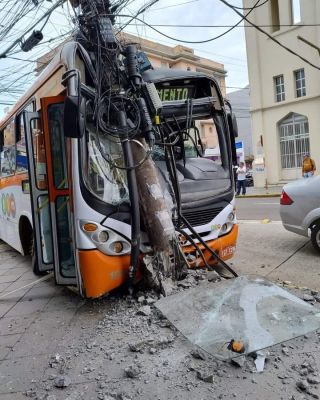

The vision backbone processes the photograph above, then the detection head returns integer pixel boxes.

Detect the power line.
[227,0,269,10]
[0,0,66,58]
[119,23,320,28]
[137,31,246,63]
[116,0,262,44]
[219,0,320,71]
[148,0,200,11]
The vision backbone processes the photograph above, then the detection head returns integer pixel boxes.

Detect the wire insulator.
[21,31,43,52]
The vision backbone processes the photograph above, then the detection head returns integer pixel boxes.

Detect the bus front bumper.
[182,224,239,267]
[78,224,239,298]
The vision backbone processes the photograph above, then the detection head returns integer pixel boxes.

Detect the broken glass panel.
[155,276,320,360]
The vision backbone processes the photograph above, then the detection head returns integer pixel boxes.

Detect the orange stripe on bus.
[79,250,131,298]
[0,173,29,189]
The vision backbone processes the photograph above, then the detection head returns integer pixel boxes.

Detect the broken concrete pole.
[132,138,187,292]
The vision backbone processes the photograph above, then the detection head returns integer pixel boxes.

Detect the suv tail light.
[280,190,294,205]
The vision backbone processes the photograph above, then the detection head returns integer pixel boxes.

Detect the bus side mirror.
[227,113,238,165]
[227,112,238,138]
[64,96,85,138]
[0,131,3,152]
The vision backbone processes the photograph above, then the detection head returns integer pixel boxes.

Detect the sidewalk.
[237,184,284,198]
[1,242,320,399]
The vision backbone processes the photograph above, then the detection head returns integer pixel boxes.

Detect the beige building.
[243,0,320,187]
[37,32,227,151]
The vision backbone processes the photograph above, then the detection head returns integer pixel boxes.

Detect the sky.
[0,0,249,118]
[121,0,249,90]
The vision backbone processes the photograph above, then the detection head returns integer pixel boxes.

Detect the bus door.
[24,96,77,286]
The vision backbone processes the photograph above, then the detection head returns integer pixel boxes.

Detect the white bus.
[0,41,238,298]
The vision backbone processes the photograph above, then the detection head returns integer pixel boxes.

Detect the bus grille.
[181,207,224,228]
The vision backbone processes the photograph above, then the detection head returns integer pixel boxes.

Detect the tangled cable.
[96,94,141,138]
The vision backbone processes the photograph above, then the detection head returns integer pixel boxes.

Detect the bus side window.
[1,120,16,177]
[0,130,3,173]
[16,113,28,173]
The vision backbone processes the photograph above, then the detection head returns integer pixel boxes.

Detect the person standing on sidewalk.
[236,162,247,196]
[302,153,316,178]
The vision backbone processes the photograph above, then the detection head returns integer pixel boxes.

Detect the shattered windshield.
[153,114,228,169]
[156,276,320,360]
[83,122,129,206]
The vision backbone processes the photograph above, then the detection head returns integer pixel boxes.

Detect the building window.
[274,75,285,102]
[291,0,301,24]
[295,69,306,97]
[279,113,309,169]
[270,0,280,32]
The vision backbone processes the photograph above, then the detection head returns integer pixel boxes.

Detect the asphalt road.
[229,195,320,291]
[236,196,281,221]
[231,220,320,291]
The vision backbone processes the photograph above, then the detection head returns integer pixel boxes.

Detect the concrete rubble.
[1,261,320,399]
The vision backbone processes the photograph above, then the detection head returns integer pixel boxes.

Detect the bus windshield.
[80,72,231,210]
[83,120,129,206]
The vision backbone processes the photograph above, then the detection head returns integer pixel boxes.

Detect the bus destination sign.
[157,86,194,102]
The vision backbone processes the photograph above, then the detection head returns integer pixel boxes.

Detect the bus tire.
[19,217,44,276]
[30,234,46,276]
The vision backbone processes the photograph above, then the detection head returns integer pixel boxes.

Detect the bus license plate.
[221,246,235,258]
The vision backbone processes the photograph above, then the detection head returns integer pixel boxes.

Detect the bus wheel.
[30,234,46,276]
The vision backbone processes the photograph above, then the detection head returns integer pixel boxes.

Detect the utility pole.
[70,0,187,294]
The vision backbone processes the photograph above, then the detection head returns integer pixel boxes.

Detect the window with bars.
[279,113,309,169]
[274,75,285,102]
[295,69,306,97]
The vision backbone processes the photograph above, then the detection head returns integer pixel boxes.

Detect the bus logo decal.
[1,193,16,218]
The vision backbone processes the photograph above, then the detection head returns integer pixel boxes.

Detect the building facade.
[243,0,320,186]
[227,86,253,163]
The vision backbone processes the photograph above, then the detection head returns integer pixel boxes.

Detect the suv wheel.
[311,223,320,253]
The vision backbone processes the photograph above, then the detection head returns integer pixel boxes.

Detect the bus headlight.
[110,241,124,254]
[219,212,236,237]
[220,222,233,235]
[98,230,109,243]
[80,220,131,256]
[228,212,235,222]
[83,222,98,232]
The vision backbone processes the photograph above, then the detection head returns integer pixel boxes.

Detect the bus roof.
[0,41,80,127]
[0,43,223,127]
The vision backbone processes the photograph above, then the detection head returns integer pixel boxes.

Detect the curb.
[236,194,281,199]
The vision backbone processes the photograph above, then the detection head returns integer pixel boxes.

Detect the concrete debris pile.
[23,271,320,400]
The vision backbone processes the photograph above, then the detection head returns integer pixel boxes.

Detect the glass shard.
[155,276,320,360]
